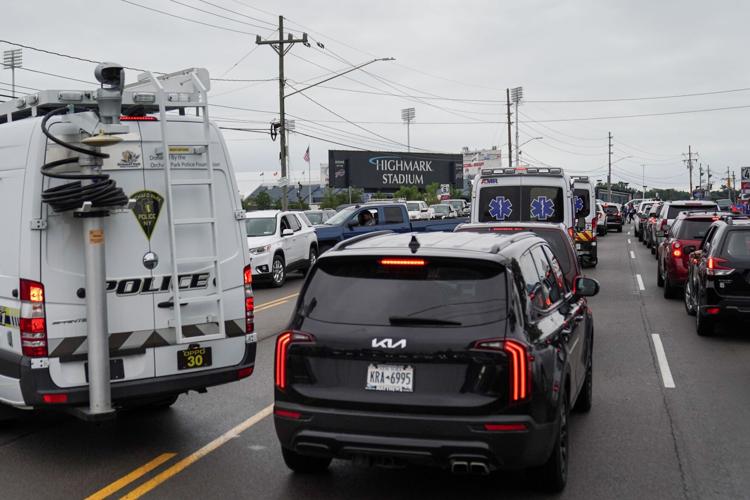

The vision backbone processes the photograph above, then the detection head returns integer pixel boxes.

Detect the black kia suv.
[684,218,750,336]
[273,231,600,492]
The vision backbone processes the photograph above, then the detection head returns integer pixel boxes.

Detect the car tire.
[574,351,593,413]
[617,225,622,233]
[656,260,664,287]
[303,245,318,274]
[271,254,286,288]
[0,404,22,422]
[663,274,677,299]
[281,447,332,474]
[536,389,569,493]
[684,281,697,316]
[696,310,716,337]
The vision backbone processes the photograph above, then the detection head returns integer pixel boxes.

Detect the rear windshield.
[675,219,714,240]
[722,230,750,259]
[305,212,323,224]
[667,204,717,219]
[573,189,591,218]
[603,205,619,215]
[245,217,276,237]
[302,258,507,327]
[406,202,422,211]
[446,200,464,210]
[478,185,565,223]
[640,203,653,213]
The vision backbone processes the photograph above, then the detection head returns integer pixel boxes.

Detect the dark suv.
[602,203,623,232]
[274,231,600,492]
[684,218,750,335]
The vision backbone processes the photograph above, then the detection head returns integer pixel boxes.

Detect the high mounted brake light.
[244,264,254,334]
[379,258,426,266]
[19,279,47,357]
[473,338,531,402]
[275,331,314,390]
[119,115,158,121]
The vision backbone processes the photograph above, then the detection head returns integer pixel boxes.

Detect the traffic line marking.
[651,334,676,388]
[120,404,274,499]
[627,231,631,235]
[636,274,645,291]
[86,453,176,500]
[630,250,636,259]
[628,238,632,244]
[255,293,299,312]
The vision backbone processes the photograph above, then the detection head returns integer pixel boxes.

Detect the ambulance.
[571,176,598,267]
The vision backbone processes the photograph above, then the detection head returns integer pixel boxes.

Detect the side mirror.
[574,277,600,297]
[281,228,294,237]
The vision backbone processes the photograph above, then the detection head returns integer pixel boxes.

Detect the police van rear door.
[42,118,156,388]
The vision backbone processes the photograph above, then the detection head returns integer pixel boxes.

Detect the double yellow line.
[85,293,297,499]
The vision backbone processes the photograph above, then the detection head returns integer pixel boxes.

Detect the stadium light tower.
[401,107,416,152]
[511,87,523,168]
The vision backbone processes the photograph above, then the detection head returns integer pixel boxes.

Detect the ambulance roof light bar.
[480,167,563,176]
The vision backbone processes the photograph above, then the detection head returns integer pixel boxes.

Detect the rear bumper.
[701,292,750,321]
[3,342,255,409]
[274,403,557,470]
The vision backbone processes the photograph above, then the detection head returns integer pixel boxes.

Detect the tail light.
[707,257,733,276]
[660,219,667,230]
[473,338,531,402]
[592,216,597,232]
[19,279,47,357]
[244,264,254,333]
[567,227,575,239]
[672,242,682,258]
[275,330,315,390]
[649,217,656,223]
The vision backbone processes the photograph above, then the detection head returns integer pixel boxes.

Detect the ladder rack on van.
[0,68,211,124]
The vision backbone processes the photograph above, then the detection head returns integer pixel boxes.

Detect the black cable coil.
[40,107,129,212]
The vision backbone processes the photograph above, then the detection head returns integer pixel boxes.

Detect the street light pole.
[511,87,523,167]
[517,136,542,160]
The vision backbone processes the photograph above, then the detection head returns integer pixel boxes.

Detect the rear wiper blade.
[388,316,462,326]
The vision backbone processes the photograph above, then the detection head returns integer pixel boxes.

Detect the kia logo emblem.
[371,338,407,349]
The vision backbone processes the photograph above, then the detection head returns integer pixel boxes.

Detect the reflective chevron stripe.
[576,230,595,242]
[46,319,245,358]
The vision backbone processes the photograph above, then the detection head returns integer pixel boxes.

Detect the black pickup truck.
[314,202,468,252]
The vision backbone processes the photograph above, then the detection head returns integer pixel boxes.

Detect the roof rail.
[331,230,394,251]
[0,67,210,124]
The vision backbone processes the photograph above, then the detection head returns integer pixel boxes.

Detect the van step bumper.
[8,342,255,409]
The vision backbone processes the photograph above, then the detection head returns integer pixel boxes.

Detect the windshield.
[478,185,565,223]
[406,202,421,211]
[324,206,357,225]
[305,212,323,225]
[432,205,449,213]
[245,217,276,237]
[302,258,507,327]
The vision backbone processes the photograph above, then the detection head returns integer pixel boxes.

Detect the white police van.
[471,166,575,230]
[0,64,255,420]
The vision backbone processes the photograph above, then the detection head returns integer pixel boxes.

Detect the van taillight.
[275,331,314,390]
[19,279,47,357]
[244,264,254,334]
[473,338,531,402]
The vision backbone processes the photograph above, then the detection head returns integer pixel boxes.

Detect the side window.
[542,246,568,295]
[351,209,379,227]
[531,246,563,307]
[701,226,716,252]
[288,215,301,232]
[383,206,404,224]
[280,216,291,232]
[518,252,546,311]
[669,220,680,238]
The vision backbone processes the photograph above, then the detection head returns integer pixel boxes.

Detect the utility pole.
[706,164,712,192]
[732,172,737,201]
[256,16,308,211]
[607,132,613,202]
[683,145,696,197]
[726,166,733,201]
[506,88,512,168]
[642,164,646,199]
[698,163,703,192]
[511,87,523,167]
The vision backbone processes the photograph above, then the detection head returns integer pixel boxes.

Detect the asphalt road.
[2,225,750,499]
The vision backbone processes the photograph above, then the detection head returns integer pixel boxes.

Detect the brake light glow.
[483,423,528,432]
[274,408,302,420]
[705,307,721,315]
[275,331,314,390]
[567,227,575,239]
[672,242,682,258]
[42,393,68,404]
[243,264,254,334]
[20,279,47,357]
[472,338,530,402]
[491,227,525,231]
[707,257,733,276]
[379,258,426,266]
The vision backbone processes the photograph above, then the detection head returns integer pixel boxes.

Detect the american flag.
[303,146,310,163]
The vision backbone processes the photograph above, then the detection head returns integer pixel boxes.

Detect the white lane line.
[651,334,676,388]
[636,274,645,291]
[627,231,631,235]
[630,250,636,259]
[628,238,632,244]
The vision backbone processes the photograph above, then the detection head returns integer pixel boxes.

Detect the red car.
[657,212,726,298]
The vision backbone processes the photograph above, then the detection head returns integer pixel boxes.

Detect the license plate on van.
[365,364,414,392]
[177,346,212,370]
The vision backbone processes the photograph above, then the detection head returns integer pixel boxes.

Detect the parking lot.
[0,223,747,499]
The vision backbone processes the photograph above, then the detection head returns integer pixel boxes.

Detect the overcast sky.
[3,0,749,192]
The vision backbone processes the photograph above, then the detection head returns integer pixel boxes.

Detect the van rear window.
[478,186,565,223]
[302,258,507,327]
[573,189,591,218]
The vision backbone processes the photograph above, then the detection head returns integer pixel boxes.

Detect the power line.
[527,86,750,103]
[20,67,95,84]
[166,0,276,31]
[118,0,261,36]
[194,0,277,27]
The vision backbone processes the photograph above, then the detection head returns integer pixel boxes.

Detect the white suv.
[406,200,433,220]
[245,210,319,287]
